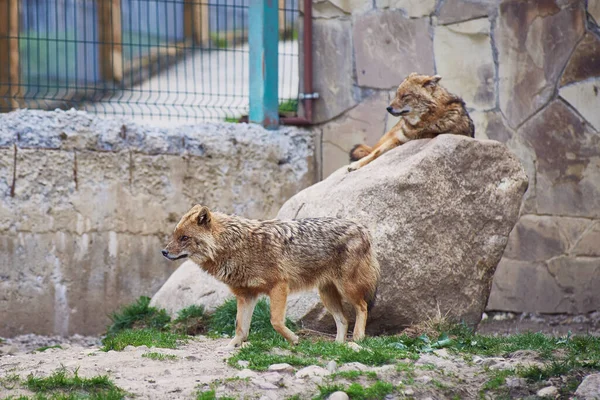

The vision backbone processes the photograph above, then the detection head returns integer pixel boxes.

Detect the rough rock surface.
[575,373,600,399]
[278,135,528,333]
[0,109,315,337]
[497,0,585,128]
[434,18,495,111]
[352,10,434,89]
[149,260,233,317]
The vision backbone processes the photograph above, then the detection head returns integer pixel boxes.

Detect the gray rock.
[328,391,350,400]
[236,369,258,379]
[338,362,369,372]
[295,365,331,378]
[278,136,528,332]
[537,386,558,398]
[326,360,338,374]
[575,373,600,399]
[149,260,233,317]
[505,377,527,389]
[268,363,295,373]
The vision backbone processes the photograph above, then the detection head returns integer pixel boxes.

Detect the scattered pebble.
[268,363,294,373]
[295,365,331,378]
[328,391,349,400]
[326,360,338,374]
[536,386,558,398]
[237,360,250,368]
[338,362,368,372]
[236,369,258,379]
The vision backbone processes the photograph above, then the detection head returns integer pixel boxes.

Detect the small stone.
[123,345,136,352]
[253,379,279,390]
[262,372,283,385]
[433,348,449,358]
[403,388,415,396]
[237,360,250,368]
[61,344,71,350]
[268,363,294,373]
[536,386,558,398]
[338,362,369,372]
[415,375,432,384]
[236,369,258,379]
[505,377,527,389]
[481,312,488,321]
[328,391,350,400]
[326,360,338,374]
[295,365,331,378]
[472,356,484,364]
[185,355,199,361]
[137,345,149,351]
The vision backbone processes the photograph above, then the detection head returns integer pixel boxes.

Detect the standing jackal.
[162,205,380,348]
[348,73,475,171]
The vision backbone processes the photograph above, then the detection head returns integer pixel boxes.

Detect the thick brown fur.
[348,73,475,170]
[163,205,381,348]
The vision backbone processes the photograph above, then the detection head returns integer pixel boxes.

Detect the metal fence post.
[248,0,279,130]
[0,0,19,112]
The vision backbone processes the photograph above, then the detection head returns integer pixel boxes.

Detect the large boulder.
[277,135,528,334]
[149,260,233,317]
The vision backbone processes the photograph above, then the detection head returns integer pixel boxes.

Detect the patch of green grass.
[228,338,318,371]
[195,388,235,400]
[482,369,515,391]
[278,99,298,114]
[224,116,240,123]
[334,371,361,381]
[106,296,171,336]
[35,345,63,352]
[23,368,125,399]
[101,328,185,351]
[142,352,178,361]
[518,361,572,382]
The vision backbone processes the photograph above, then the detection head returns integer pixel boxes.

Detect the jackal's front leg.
[225,295,258,349]
[348,137,402,171]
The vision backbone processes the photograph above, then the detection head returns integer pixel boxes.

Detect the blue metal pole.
[248,0,279,130]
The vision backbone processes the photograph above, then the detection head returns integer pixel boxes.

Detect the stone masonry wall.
[0,109,316,336]
[304,0,600,314]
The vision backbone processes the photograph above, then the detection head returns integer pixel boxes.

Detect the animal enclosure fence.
[0,0,301,124]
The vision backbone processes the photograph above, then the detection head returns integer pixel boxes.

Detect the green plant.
[106,296,170,336]
[23,368,125,399]
[101,328,184,351]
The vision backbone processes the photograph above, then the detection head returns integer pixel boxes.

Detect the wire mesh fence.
[0,0,300,124]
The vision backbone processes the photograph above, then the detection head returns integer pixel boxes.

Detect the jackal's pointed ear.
[196,206,211,225]
[423,75,442,87]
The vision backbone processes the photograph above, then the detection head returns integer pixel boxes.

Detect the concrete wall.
[0,109,316,336]
[304,0,600,314]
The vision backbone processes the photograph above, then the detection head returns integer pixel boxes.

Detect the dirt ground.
[1,312,599,399]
